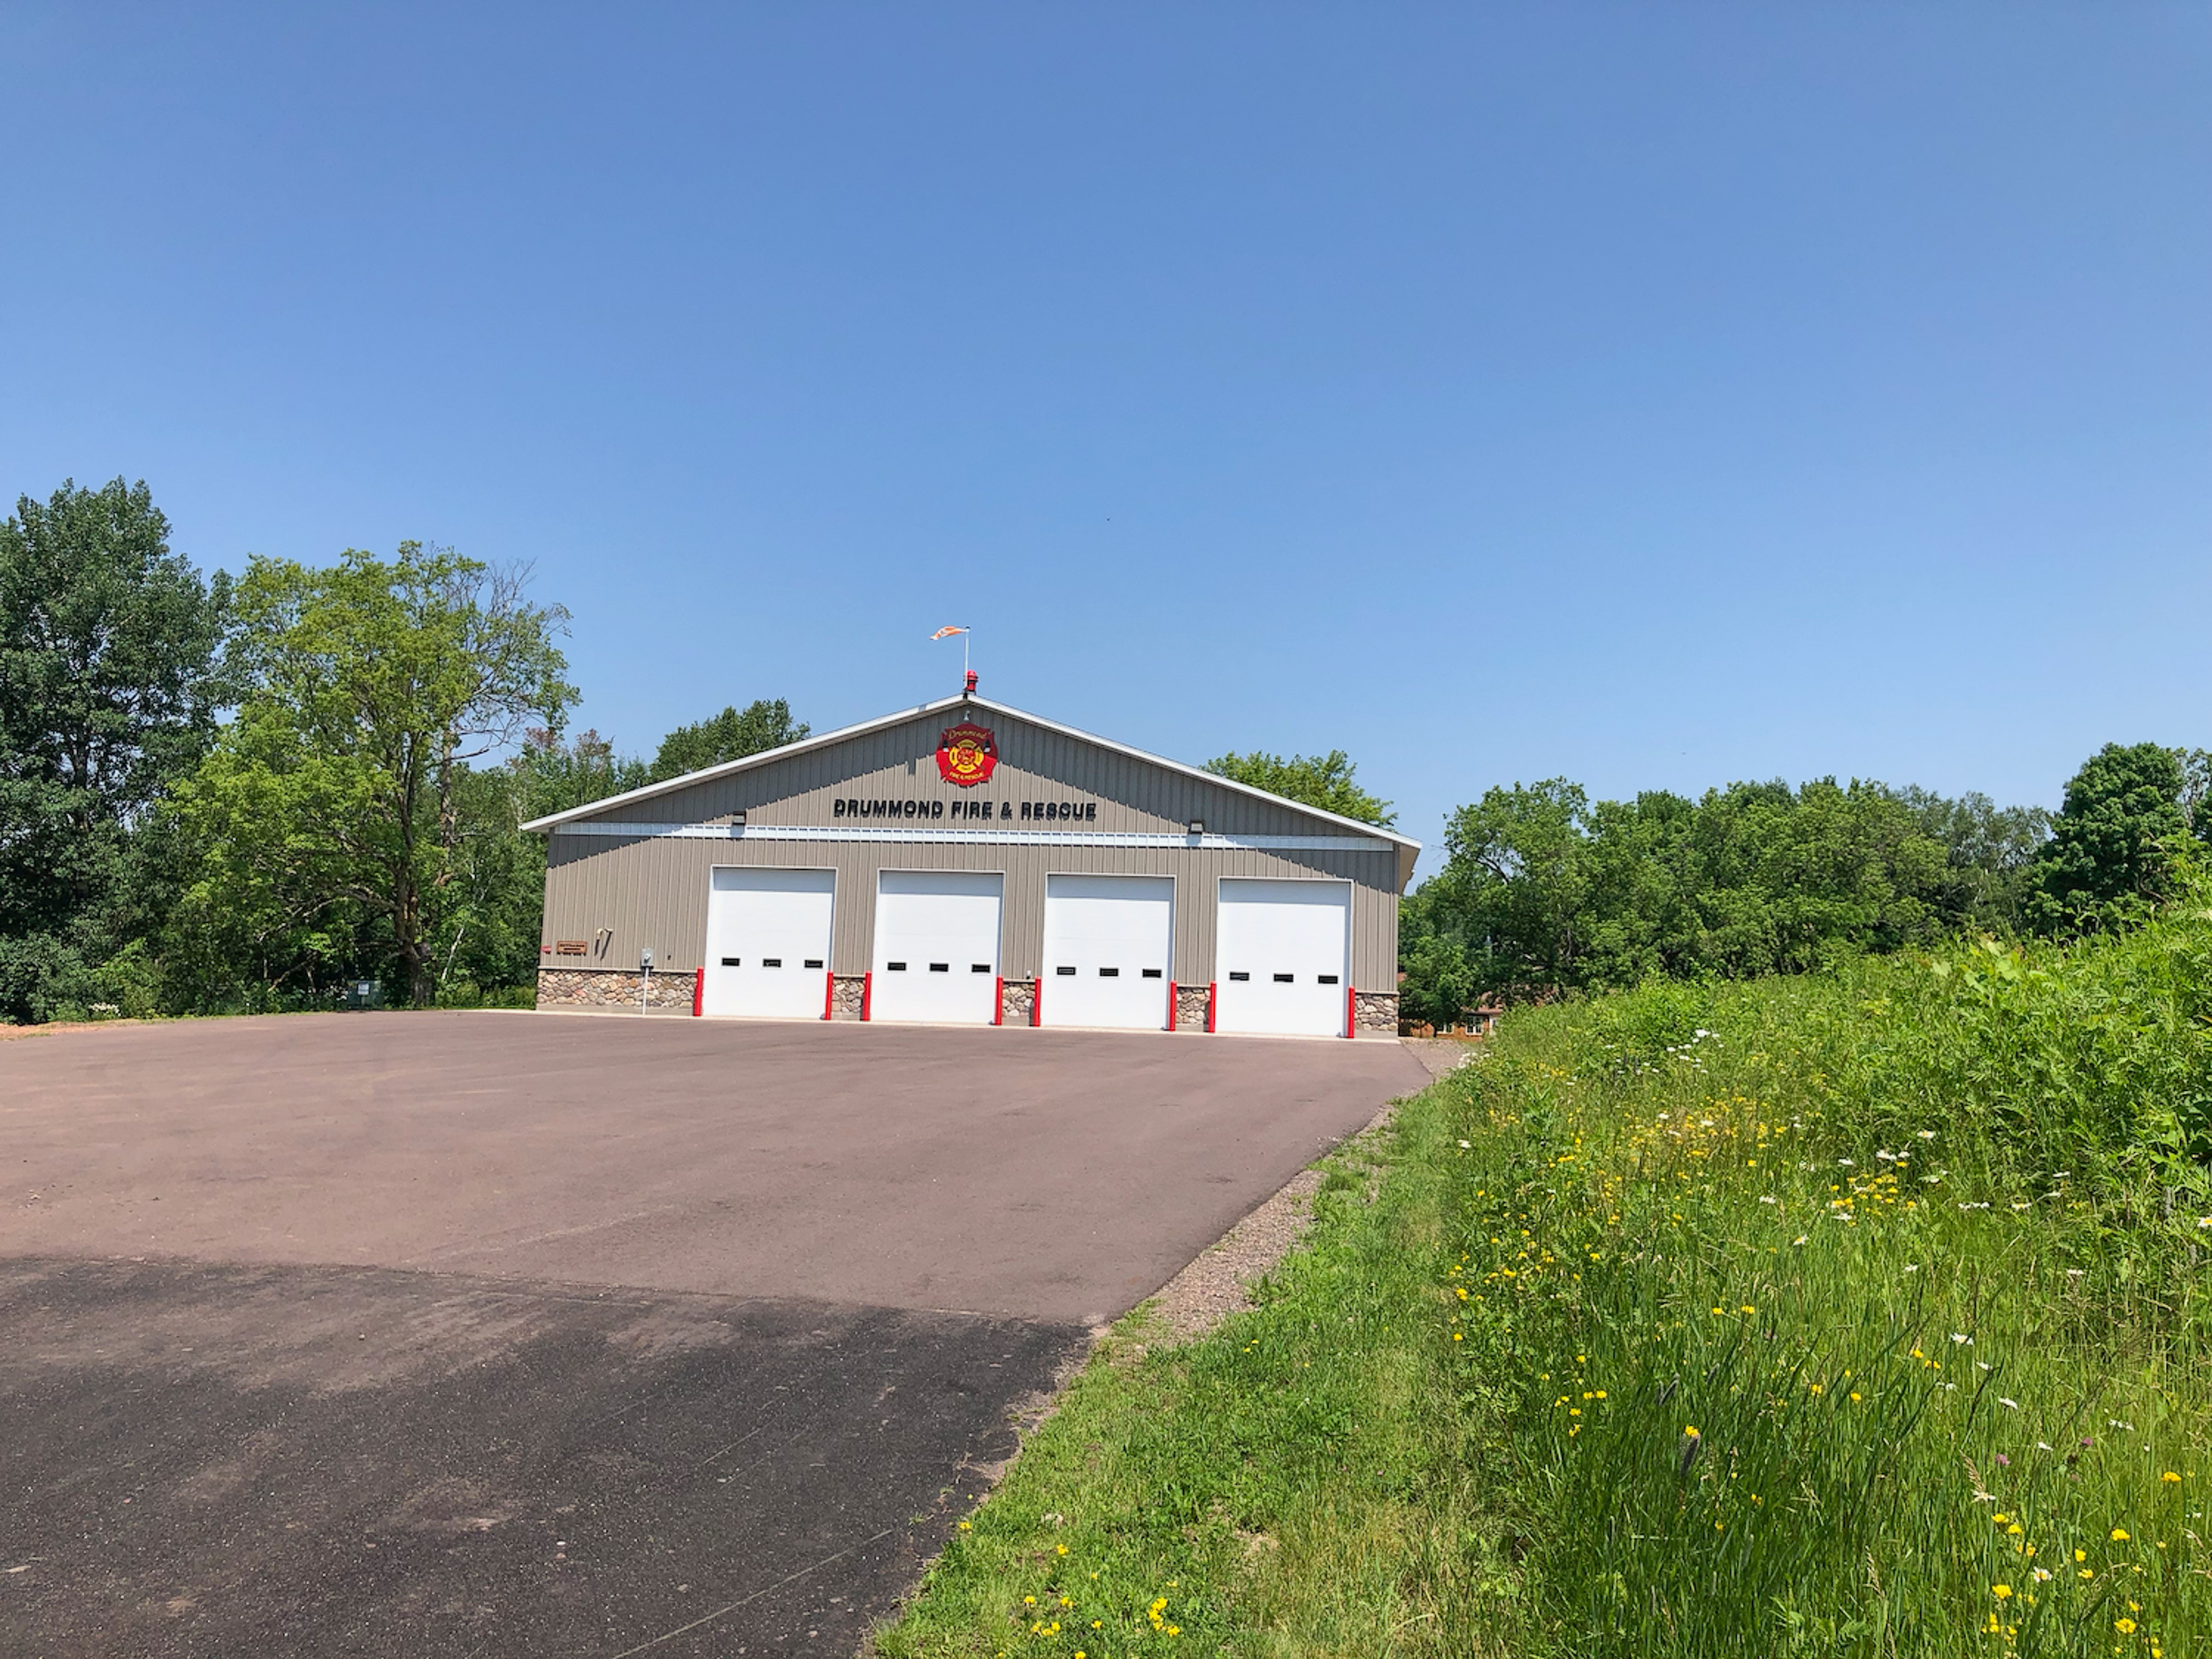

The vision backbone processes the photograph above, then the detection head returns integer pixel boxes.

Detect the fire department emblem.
[935,721,998,787]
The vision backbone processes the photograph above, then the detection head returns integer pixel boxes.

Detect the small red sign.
[935,721,998,787]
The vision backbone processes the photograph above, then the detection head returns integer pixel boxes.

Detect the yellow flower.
[1849,1392,1862,1402]
[1025,1596,1036,1607]
[1992,1585,2013,1600]
[2112,1528,2131,1542]
[2075,1550,2086,1562]
[2162,1471,2182,1483]
[1056,1544,1069,1556]
[957,1521,972,1531]
[2116,1617,2138,1634]
[1684,1425,1701,1438]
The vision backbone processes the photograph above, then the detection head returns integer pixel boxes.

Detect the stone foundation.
[531,967,1400,1034]
[536,967,696,1010]
[1353,989,1399,1035]
[1173,982,1212,1032]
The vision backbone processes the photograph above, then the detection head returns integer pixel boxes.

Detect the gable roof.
[520,691,1421,883]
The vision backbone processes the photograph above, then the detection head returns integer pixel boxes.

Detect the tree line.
[0,479,803,1021]
[1396,742,2211,1028]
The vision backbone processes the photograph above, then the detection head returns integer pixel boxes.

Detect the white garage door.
[1041,873,1174,1031]
[870,870,1003,1025]
[1213,878,1352,1038]
[702,867,835,1020]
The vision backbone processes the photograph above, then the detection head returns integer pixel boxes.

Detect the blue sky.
[4,4,2206,871]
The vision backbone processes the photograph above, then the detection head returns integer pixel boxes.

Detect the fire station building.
[523,684,1417,1038]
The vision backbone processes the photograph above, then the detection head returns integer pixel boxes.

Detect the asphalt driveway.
[0,1013,1425,1657]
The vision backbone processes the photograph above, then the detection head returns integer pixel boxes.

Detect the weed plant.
[879,887,2212,1659]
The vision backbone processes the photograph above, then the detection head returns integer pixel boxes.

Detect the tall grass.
[1448,891,2212,1655]
[878,888,2212,1658]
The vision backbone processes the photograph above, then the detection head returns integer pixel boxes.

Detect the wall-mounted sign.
[830,795,1100,823]
[935,721,998,787]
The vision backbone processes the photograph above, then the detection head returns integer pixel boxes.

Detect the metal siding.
[545,833,1398,988]
[539,704,1402,993]
[585,709,1337,840]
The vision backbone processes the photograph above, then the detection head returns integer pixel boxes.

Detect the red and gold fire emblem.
[935,721,998,787]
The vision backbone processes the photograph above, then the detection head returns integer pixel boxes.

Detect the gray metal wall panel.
[542,833,1401,990]
[574,708,1345,840]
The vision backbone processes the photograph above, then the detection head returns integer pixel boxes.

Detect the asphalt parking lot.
[0,1013,1426,1657]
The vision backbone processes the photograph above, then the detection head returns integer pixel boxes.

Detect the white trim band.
[552,821,1395,854]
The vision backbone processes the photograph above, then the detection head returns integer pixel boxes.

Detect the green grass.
[877,891,2212,1658]
[876,1088,1523,1658]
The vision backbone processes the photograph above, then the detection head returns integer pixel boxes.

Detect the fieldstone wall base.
[1354,990,1399,1035]
[1173,983,1212,1032]
[1000,979,1037,1025]
[537,967,695,1010]
[829,974,866,1021]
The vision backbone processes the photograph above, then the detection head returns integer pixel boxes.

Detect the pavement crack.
[600,1527,895,1658]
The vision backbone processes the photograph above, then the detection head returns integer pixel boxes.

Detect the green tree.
[1202,748,1394,826]
[511,726,649,819]
[649,699,808,782]
[1397,928,1477,1031]
[1886,786,2051,933]
[2178,748,2211,844]
[2030,741,2191,935]
[1428,779,1594,999]
[1413,775,1964,1003]
[0,478,230,1021]
[170,543,573,1007]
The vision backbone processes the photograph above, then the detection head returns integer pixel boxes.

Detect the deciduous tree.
[0,478,229,1020]
[171,543,572,1006]
[2030,742,2191,935]
[1202,748,1394,826]
[648,699,808,782]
